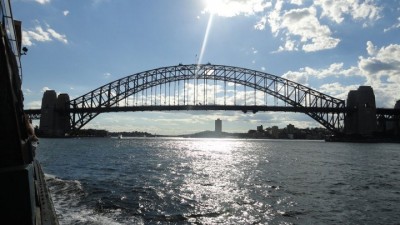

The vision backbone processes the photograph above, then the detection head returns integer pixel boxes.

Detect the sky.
[13,0,400,135]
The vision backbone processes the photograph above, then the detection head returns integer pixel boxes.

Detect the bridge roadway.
[24,105,400,118]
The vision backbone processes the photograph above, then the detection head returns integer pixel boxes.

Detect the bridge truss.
[70,64,346,133]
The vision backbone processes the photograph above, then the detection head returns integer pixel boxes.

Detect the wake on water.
[45,174,143,225]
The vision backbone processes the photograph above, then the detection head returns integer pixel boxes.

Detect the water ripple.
[37,138,400,225]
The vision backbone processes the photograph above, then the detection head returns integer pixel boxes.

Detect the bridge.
[24,64,400,137]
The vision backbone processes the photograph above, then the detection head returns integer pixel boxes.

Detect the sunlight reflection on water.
[151,138,276,224]
[38,138,400,225]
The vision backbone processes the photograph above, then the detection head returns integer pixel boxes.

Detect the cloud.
[22,33,33,46]
[281,41,400,107]
[267,0,284,35]
[202,0,272,17]
[268,0,381,52]
[41,86,51,92]
[63,10,70,16]
[47,28,68,44]
[318,82,360,100]
[282,63,360,87]
[264,1,341,52]
[35,0,50,4]
[366,40,377,55]
[91,0,111,7]
[26,101,42,109]
[23,26,51,45]
[384,17,400,32]
[290,0,303,6]
[359,41,400,85]
[207,0,383,53]
[23,88,33,97]
[282,70,310,85]
[104,72,112,79]
[22,23,68,46]
[277,6,340,52]
[314,0,381,24]
[254,15,267,30]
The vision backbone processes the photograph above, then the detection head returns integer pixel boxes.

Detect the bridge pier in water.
[395,101,400,136]
[343,86,400,139]
[344,86,377,136]
[39,90,71,137]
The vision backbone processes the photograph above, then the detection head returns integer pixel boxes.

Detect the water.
[36,138,400,224]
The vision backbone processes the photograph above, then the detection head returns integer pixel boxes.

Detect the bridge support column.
[396,101,400,136]
[344,86,377,136]
[39,90,70,137]
[387,100,400,137]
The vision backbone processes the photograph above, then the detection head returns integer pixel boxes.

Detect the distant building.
[215,118,222,133]
[257,125,264,132]
[287,124,295,138]
[287,124,295,134]
[396,100,400,136]
[271,126,279,138]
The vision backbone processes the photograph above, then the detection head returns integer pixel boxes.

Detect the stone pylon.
[39,90,70,137]
[345,86,377,136]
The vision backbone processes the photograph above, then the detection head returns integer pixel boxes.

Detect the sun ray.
[198,13,214,66]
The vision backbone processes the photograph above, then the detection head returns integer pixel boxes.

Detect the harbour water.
[36,138,400,224]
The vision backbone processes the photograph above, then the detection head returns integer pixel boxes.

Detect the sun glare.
[203,0,245,17]
[199,0,246,66]
[194,139,234,153]
[204,0,235,16]
[203,0,219,15]
[198,13,214,66]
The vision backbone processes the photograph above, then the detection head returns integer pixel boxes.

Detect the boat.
[118,134,123,139]
[0,1,58,224]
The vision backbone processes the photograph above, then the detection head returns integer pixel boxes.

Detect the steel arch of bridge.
[71,64,346,132]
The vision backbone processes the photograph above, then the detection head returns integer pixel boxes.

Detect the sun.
[203,0,268,17]
[204,0,235,16]
[203,0,241,17]
[203,0,220,15]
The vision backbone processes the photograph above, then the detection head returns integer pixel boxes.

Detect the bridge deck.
[25,105,354,115]
[25,106,400,117]
[69,105,351,113]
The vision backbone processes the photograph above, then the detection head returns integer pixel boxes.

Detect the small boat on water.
[118,134,123,139]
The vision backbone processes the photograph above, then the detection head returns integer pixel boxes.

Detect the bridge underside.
[70,105,350,114]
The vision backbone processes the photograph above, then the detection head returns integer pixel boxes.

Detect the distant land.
[61,125,331,140]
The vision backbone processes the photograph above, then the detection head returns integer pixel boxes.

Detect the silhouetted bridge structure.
[25,64,400,137]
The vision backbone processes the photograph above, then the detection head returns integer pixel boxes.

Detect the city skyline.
[14,0,400,135]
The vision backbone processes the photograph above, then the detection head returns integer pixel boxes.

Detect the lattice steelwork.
[71,64,346,132]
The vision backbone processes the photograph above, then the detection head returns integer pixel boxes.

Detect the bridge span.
[24,64,400,137]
